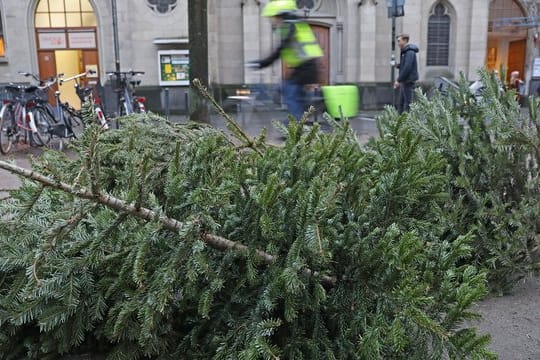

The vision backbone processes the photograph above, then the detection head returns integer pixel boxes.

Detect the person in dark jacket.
[249,0,323,122]
[393,33,419,114]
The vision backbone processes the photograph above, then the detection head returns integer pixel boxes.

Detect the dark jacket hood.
[403,44,419,53]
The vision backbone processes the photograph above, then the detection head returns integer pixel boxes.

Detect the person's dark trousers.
[398,82,416,114]
[282,79,306,122]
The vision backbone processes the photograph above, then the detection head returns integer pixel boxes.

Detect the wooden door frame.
[35,27,100,104]
[35,27,100,75]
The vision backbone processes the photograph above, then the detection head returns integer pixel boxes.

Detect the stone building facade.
[0,0,538,111]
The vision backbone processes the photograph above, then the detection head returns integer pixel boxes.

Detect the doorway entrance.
[56,50,83,107]
[487,0,527,82]
[34,0,99,109]
[37,45,99,109]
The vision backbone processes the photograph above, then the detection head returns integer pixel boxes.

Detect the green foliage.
[0,109,500,358]
[80,100,97,127]
[386,69,540,294]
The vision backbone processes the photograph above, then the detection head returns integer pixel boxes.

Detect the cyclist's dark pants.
[283,59,319,122]
[282,80,306,121]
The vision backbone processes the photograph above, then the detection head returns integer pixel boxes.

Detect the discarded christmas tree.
[2,72,536,358]
[398,70,540,293]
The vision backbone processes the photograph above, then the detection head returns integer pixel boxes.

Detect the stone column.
[525,0,538,85]
[467,0,490,78]
[356,1,377,82]
[242,1,264,84]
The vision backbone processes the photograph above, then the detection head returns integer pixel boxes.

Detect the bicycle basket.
[4,84,23,101]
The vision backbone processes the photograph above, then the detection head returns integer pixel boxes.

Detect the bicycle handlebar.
[18,71,41,83]
[18,71,63,90]
[59,69,96,85]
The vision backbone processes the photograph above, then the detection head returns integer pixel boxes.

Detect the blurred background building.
[0,0,538,112]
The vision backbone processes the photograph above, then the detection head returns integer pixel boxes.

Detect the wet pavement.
[0,146,45,199]
[0,108,381,197]
[169,108,380,144]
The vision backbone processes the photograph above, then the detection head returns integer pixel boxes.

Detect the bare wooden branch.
[0,160,337,286]
[193,78,264,156]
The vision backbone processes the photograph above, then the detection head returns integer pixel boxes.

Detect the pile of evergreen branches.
[398,70,540,293]
[0,71,537,358]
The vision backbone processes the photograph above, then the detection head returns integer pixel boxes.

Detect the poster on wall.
[68,31,96,49]
[38,31,67,49]
[158,50,189,86]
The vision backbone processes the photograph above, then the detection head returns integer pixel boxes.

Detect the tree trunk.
[188,0,209,122]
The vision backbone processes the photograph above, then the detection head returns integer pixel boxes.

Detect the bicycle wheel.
[63,107,84,138]
[30,106,53,146]
[115,101,127,129]
[0,105,16,154]
[121,100,131,116]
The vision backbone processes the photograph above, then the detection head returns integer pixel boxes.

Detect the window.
[296,0,322,12]
[146,0,177,14]
[35,0,96,28]
[427,3,450,66]
[0,10,5,57]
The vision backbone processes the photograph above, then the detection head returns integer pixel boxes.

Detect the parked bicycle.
[18,71,84,146]
[60,70,109,130]
[107,70,146,124]
[0,75,55,154]
[49,85,84,142]
[428,76,504,103]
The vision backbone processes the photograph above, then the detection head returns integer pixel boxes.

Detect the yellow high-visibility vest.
[279,22,323,67]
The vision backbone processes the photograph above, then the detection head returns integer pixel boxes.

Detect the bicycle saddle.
[75,86,93,99]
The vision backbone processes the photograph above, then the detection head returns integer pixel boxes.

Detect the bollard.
[164,87,170,120]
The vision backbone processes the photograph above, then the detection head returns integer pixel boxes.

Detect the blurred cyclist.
[249,0,323,122]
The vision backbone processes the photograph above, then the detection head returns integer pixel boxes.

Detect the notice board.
[158,50,189,86]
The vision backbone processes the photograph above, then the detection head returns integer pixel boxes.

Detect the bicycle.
[0,79,54,154]
[18,71,85,146]
[60,70,109,130]
[107,70,147,127]
[239,66,333,124]
[48,88,84,142]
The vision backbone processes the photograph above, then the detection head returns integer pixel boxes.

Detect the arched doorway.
[487,0,527,83]
[34,0,99,108]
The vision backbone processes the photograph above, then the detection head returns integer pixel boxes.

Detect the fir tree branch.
[100,213,130,243]
[85,125,103,195]
[0,160,337,286]
[19,184,45,221]
[192,78,264,156]
[32,257,42,287]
